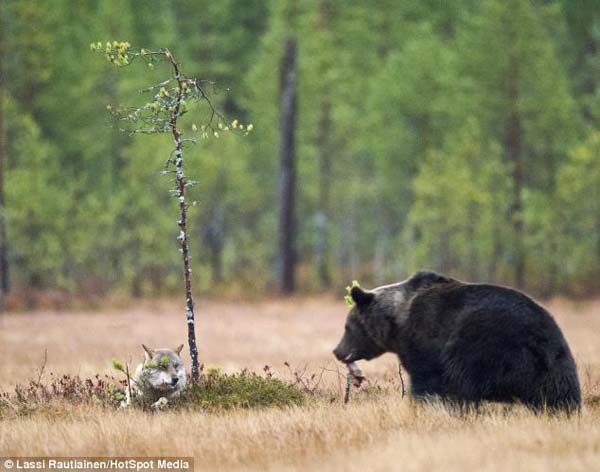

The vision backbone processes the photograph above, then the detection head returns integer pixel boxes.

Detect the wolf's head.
[138,344,187,393]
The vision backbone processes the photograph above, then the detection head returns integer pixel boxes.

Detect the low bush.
[0,369,305,418]
[0,374,125,418]
[184,368,305,411]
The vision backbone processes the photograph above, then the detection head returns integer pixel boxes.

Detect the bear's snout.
[333,345,353,363]
[333,347,343,362]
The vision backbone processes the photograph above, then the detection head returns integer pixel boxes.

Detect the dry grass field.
[1,296,600,471]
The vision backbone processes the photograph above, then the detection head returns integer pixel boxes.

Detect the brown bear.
[333,271,581,413]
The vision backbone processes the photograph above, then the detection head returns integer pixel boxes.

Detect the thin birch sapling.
[92,41,252,382]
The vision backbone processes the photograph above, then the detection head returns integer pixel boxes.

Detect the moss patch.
[183,369,305,411]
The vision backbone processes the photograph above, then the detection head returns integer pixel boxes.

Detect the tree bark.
[315,100,331,287]
[202,204,224,285]
[466,202,478,280]
[276,38,298,294]
[210,164,226,285]
[596,217,600,287]
[314,0,333,288]
[505,56,525,289]
[0,18,10,310]
[168,52,199,381]
[373,236,386,285]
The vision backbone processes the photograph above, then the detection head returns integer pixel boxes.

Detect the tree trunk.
[315,0,333,287]
[167,52,199,382]
[0,19,9,310]
[276,38,298,294]
[131,253,143,298]
[315,100,331,287]
[439,229,451,274]
[466,202,478,280]
[203,204,224,285]
[210,165,226,284]
[489,226,502,283]
[596,217,600,289]
[505,56,525,289]
[373,236,386,285]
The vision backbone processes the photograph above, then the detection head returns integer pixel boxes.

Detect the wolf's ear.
[174,344,184,355]
[351,286,375,308]
[142,344,154,360]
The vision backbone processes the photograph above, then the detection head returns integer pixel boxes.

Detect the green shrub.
[0,369,305,418]
[184,369,305,411]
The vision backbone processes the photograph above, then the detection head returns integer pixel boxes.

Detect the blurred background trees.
[1,0,600,301]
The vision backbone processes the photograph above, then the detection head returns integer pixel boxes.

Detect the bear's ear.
[351,286,375,308]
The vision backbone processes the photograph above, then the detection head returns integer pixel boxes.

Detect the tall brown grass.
[1,296,600,471]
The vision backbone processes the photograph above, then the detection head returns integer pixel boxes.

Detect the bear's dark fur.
[333,271,581,413]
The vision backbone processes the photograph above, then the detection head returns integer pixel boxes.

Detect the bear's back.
[399,281,580,410]
[406,282,559,339]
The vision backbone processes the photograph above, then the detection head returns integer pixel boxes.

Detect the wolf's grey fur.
[334,271,581,413]
[126,344,187,409]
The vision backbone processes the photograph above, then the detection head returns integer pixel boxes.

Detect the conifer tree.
[93,42,251,379]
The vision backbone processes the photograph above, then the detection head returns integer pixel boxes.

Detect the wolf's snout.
[171,376,179,385]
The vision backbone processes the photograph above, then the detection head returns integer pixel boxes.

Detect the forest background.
[2,0,600,304]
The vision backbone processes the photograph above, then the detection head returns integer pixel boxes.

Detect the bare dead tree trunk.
[276,38,298,294]
[505,56,525,289]
[597,217,600,267]
[202,165,226,285]
[374,236,385,285]
[466,202,478,280]
[315,100,331,287]
[168,53,199,381]
[202,205,224,284]
[0,19,9,311]
[439,229,451,274]
[314,0,333,288]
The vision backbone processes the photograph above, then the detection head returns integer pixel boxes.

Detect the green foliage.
[344,280,360,306]
[91,41,252,138]
[91,41,132,66]
[4,98,72,288]
[186,369,305,411]
[111,359,125,373]
[0,370,302,418]
[555,131,600,293]
[2,0,600,297]
[406,120,511,281]
[112,390,126,402]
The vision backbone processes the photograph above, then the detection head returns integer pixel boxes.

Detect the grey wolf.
[333,271,581,413]
[126,344,187,409]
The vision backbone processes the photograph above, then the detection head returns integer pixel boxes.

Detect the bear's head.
[333,271,452,364]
